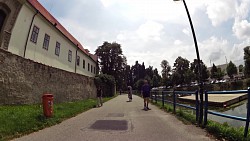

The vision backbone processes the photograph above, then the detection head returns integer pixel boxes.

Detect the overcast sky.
[38,0,250,72]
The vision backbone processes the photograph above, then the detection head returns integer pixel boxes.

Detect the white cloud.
[174,40,182,45]
[230,38,250,65]
[235,0,250,20]
[100,0,116,7]
[233,19,250,40]
[205,0,236,26]
[182,28,190,36]
[136,21,164,41]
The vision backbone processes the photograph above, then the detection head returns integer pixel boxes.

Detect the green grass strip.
[0,97,113,141]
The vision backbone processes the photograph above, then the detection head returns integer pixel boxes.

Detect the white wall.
[8,3,33,56]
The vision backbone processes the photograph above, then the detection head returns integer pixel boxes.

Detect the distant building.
[207,63,244,80]
[0,0,97,77]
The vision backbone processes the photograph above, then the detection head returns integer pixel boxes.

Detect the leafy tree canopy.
[226,61,237,79]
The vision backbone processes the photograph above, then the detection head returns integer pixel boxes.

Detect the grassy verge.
[0,97,114,141]
[153,101,250,141]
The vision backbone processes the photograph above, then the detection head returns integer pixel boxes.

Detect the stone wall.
[0,49,96,105]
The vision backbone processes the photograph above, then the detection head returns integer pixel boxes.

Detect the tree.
[190,59,209,82]
[161,60,171,87]
[152,75,159,87]
[95,41,127,89]
[171,72,182,85]
[226,61,237,79]
[131,61,140,83]
[244,46,250,78]
[239,64,244,74]
[184,69,195,85]
[153,68,162,87]
[145,66,154,79]
[216,68,225,80]
[161,60,171,79]
[172,56,190,85]
[210,63,218,79]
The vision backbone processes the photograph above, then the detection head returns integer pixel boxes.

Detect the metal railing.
[203,88,250,137]
[151,90,199,122]
[151,88,250,138]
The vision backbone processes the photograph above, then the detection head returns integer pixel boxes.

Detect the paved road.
[13,95,214,141]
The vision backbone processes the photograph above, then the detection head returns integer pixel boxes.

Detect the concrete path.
[13,95,214,141]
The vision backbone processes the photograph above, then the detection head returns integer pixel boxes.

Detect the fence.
[151,88,250,138]
[151,90,199,122]
[203,88,250,137]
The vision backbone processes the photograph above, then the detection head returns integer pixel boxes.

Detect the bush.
[206,121,248,141]
[94,74,116,97]
[230,80,244,90]
[218,83,230,91]
[134,79,145,91]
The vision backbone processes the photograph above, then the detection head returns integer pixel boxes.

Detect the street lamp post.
[173,0,204,125]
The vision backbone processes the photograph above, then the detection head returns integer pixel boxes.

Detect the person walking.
[96,86,103,107]
[128,86,132,102]
[141,80,151,110]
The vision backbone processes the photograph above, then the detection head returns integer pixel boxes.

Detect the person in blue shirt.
[141,79,151,110]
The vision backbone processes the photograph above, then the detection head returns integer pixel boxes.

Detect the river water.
[208,101,247,127]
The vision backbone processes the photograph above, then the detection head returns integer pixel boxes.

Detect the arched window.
[0,10,6,32]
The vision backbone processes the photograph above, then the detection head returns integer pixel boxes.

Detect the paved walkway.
[13,95,214,141]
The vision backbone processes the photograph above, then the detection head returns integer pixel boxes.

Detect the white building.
[0,0,97,77]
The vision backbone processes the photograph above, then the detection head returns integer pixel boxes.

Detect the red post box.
[42,94,54,117]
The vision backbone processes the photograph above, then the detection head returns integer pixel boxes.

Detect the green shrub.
[218,83,230,91]
[230,80,244,90]
[134,79,145,91]
[206,121,248,141]
[204,84,214,91]
[95,74,116,97]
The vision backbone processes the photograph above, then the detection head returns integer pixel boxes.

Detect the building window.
[91,65,93,73]
[88,63,90,71]
[77,56,80,66]
[30,25,39,43]
[83,59,85,69]
[94,67,96,74]
[43,34,50,50]
[55,42,60,56]
[68,50,72,62]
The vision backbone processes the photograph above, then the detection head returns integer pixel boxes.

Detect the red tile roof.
[27,0,97,62]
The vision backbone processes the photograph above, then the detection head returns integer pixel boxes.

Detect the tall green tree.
[226,61,237,79]
[210,63,218,79]
[131,61,141,83]
[145,66,154,79]
[153,68,162,87]
[244,46,250,78]
[184,69,195,85]
[239,64,244,74]
[161,60,171,86]
[216,68,225,80]
[172,56,190,85]
[190,59,209,82]
[95,41,126,86]
[161,60,171,78]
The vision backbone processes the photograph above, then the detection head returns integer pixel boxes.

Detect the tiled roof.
[27,0,97,62]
